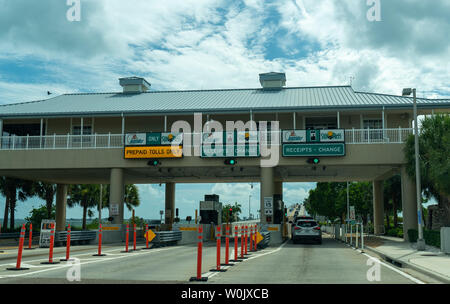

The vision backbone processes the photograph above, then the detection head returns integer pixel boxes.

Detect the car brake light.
[314,227,321,230]
[294,227,301,230]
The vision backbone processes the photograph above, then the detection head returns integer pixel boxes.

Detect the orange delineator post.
[61,224,72,261]
[26,223,34,250]
[215,226,221,271]
[244,225,248,255]
[230,225,241,262]
[253,225,258,252]
[240,226,244,258]
[122,224,130,253]
[249,225,253,251]
[41,223,59,264]
[93,224,106,256]
[7,224,29,271]
[224,224,230,265]
[189,225,207,281]
[143,224,150,250]
[133,223,137,251]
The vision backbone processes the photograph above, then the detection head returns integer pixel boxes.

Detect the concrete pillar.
[373,180,384,235]
[165,182,175,229]
[55,184,68,231]
[109,168,124,224]
[274,181,283,197]
[260,167,275,224]
[401,166,418,241]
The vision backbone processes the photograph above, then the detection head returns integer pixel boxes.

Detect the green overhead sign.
[283,143,346,157]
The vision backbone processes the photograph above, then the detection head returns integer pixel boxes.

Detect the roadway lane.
[207,235,420,284]
[0,242,234,283]
[0,236,428,284]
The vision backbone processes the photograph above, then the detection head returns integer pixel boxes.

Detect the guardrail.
[151,231,182,247]
[257,231,270,249]
[55,231,97,246]
[0,129,413,151]
[0,232,33,239]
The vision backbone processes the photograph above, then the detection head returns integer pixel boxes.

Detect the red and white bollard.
[189,225,208,281]
[249,225,253,252]
[93,224,106,256]
[240,226,248,259]
[210,226,226,272]
[223,224,233,266]
[132,223,140,251]
[24,223,35,250]
[244,225,249,255]
[253,225,258,252]
[230,226,241,262]
[41,223,59,264]
[143,224,151,250]
[7,224,29,271]
[61,224,72,261]
[122,224,130,253]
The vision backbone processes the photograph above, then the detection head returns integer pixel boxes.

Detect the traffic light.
[228,208,233,223]
[224,159,237,165]
[306,157,320,165]
[148,159,161,166]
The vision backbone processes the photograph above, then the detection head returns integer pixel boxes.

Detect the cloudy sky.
[1,0,449,220]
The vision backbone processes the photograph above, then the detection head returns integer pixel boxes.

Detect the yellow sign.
[124,146,183,159]
[179,227,198,231]
[144,229,156,242]
[255,231,264,244]
[102,226,120,231]
[268,227,279,231]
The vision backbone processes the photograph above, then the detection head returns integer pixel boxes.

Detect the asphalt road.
[0,235,432,284]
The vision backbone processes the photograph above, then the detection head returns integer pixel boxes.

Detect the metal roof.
[0,85,449,118]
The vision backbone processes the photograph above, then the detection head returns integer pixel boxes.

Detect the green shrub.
[407,229,441,248]
[386,227,403,238]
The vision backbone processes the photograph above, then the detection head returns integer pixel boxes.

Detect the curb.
[363,245,450,284]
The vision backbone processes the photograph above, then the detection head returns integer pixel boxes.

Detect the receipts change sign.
[282,129,345,157]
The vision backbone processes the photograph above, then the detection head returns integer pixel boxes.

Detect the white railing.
[0,134,124,150]
[0,128,413,151]
[345,128,413,144]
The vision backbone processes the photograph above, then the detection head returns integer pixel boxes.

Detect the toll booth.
[199,194,222,225]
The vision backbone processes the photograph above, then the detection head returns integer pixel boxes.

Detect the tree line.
[0,181,140,231]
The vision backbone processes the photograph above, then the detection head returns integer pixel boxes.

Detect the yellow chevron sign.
[256,231,264,244]
[144,229,156,242]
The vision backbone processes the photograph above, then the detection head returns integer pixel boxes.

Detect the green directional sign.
[146,133,161,145]
[202,144,260,158]
[283,143,345,157]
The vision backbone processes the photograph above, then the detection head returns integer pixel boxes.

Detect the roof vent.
[259,72,286,90]
[119,77,151,94]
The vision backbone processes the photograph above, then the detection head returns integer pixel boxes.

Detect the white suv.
[292,219,322,244]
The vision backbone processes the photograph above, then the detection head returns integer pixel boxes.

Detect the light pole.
[402,88,425,250]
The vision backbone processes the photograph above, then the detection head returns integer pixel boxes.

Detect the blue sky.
[0,0,448,219]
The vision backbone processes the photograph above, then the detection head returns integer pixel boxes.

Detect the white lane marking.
[204,243,288,279]
[362,253,425,284]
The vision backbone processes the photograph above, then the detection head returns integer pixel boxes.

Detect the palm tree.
[67,184,140,229]
[102,184,141,211]
[124,185,140,212]
[34,182,57,219]
[67,184,100,230]
[0,178,34,231]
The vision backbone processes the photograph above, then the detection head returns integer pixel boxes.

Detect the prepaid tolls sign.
[124,146,183,159]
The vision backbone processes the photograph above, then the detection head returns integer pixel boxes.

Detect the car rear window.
[297,221,318,227]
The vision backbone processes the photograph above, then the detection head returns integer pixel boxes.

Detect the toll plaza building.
[1,73,449,243]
